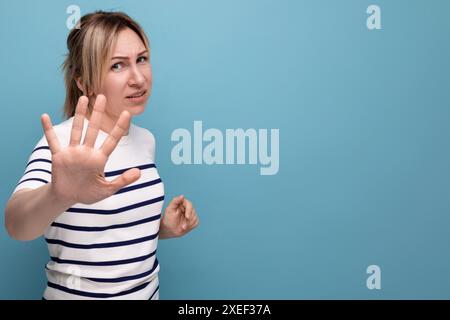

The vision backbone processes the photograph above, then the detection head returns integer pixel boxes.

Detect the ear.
[75,77,85,95]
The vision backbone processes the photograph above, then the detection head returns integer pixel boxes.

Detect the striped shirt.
[14,117,164,300]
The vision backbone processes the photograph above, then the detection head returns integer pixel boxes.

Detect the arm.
[5,185,74,241]
[4,95,140,242]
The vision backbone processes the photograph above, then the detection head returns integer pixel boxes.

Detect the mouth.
[126,90,146,99]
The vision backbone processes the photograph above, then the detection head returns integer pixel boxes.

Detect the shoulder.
[130,124,157,161]
[131,123,156,146]
[53,117,74,139]
[35,117,74,148]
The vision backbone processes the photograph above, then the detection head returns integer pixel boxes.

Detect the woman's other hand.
[160,195,200,239]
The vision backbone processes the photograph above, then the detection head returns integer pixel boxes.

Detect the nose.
[128,64,145,88]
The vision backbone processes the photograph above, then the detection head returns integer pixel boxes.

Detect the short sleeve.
[13,135,52,194]
[143,129,156,162]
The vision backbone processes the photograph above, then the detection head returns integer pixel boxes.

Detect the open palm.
[41,95,140,205]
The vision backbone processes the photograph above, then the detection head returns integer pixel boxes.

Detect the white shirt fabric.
[14,117,164,300]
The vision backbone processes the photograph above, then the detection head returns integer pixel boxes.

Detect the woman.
[4,11,199,300]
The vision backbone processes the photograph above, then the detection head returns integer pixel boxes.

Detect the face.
[99,27,152,124]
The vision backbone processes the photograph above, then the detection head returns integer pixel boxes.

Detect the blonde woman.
[5,11,199,300]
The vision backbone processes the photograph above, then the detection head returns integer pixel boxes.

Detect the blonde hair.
[62,11,150,118]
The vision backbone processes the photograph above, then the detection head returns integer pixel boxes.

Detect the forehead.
[112,28,146,55]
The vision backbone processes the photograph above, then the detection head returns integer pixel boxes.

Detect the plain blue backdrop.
[1,0,450,299]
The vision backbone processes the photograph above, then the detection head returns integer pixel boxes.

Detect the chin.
[128,105,146,116]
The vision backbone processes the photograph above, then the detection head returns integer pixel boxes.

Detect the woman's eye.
[111,63,123,71]
[137,56,148,64]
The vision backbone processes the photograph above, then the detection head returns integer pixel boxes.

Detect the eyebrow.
[111,50,148,60]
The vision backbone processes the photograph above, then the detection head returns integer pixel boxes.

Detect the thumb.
[108,168,141,194]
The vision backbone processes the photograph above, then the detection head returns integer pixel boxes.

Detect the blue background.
[1,0,450,299]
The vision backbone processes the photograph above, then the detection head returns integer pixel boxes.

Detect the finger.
[181,218,188,231]
[167,195,185,211]
[41,114,61,154]
[108,168,141,194]
[187,210,199,226]
[189,208,198,222]
[189,216,199,229]
[83,94,106,148]
[100,110,131,157]
[69,96,89,146]
[183,199,193,220]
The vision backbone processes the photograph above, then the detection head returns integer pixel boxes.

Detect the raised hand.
[41,95,140,206]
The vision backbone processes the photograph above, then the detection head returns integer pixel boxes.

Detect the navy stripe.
[67,195,164,215]
[45,233,158,249]
[16,177,48,187]
[51,214,161,232]
[149,285,159,300]
[26,158,52,167]
[50,249,157,266]
[47,279,151,298]
[32,146,50,154]
[87,258,159,283]
[23,168,51,176]
[105,163,155,177]
[115,178,162,195]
